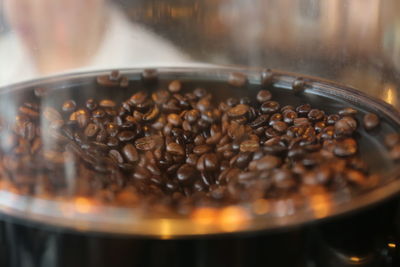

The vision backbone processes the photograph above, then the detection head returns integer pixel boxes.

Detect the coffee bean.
[135,136,162,151]
[385,133,400,148]
[283,110,297,124]
[86,99,98,110]
[335,116,357,136]
[109,149,124,164]
[292,77,306,93]
[308,109,324,122]
[228,104,249,118]
[166,142,185,156]
[390,145,400,161]
[177,164,196,183]
[272,169,296,189]
[240,139,259,152]
[168,80,182,93]
[272,121,288,133]
[141,69,158,83]
[250,155,281,171]
[327,114,340,125]
[363,113,380,130]
[118,131,136,142]
[249,114,269,128]
[339,107,358,116]
[296,104,311,116]
[43,107,62,122]
[228,72,247,87]
[261,101,280,114]
[99,99,116,108]
[62,100,76,113]
[334,138,357,157]
[256,90,272,103]
[84,123,99,138]
[261,68,274,86]
[193,145,212,155]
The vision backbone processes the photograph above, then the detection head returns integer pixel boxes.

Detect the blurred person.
[0,0,188,86]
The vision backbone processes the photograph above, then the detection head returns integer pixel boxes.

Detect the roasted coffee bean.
[249,114,269,128]
[118,131,136,142]
[261,101,280,114]
[272,121,288,133]
[308,109,324,122]
[177,164,196,183]
[84,123,99,138]
[43,107,62,122]
[240,139,259,152]
[390,145,400,161]
[167,113,182,126]
[62,100,76,113]
[109,149,124,164]
[261,68,274,86]
[228,104,249,118]
[256,90,272,103]
[326,114,340,125]
[168,80,182,93]
[99,99,116,108]
[166,142,185,156]
[228,72,247,87]
[385,133,400,148]
[339,107,358,116]
[363,113,380,130]
[135,136,162,151]
[193,145,212,155]
[272,169,296,189]
[335,116,357,136]
[334,138,357,157]
[141,69,158,83]
[296,104,311,116]
[249,155,281,171]
[85,99,97,110]
[292,77,306,93]
[283,110,297,124]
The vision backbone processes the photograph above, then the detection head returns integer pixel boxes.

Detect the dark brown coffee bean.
[34,87,48,97]
[261,68,274,86]
[84,123,99,138]
[390,145,400,161]
[249,114,269,128]
[308,109,324,122]
[135,136,163,151]
[227,104,249,118]
[166,142,185,156]
[272,169,296,189]
[76,109,89,128]
[296,104,311,116]
[249,155,281,171]
[177,164,196,183]
[43,107,62,122]
[327,114,340,125]
[86,99,98,110]
[363,113,379,130]
[193,145,212,155]
[256,90,272,103]
[292,77,306,93]
[385,133,400,148]
[240,139,259,152]
[109,149,124,164]
[143,106,160,122]
[334,138,357,157]
[130,91,148,106]
[283,110,297,124]
[335,116,357,136]
[168,80,182,93]
[120,76,129,88]
[339,107,358,116]
[62,100,76,113]
[228,72,247,87]
[272,121,288,133]
[261,101,280,114]
[197,153,219,172]
[141,69,158,83]
[97,75,119,87]
[99,99,116,108]
[118,131,136,142]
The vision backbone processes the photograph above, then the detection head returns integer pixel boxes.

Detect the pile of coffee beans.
[0,69,390,213]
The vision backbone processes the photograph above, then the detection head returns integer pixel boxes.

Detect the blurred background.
[0,0,399,107]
